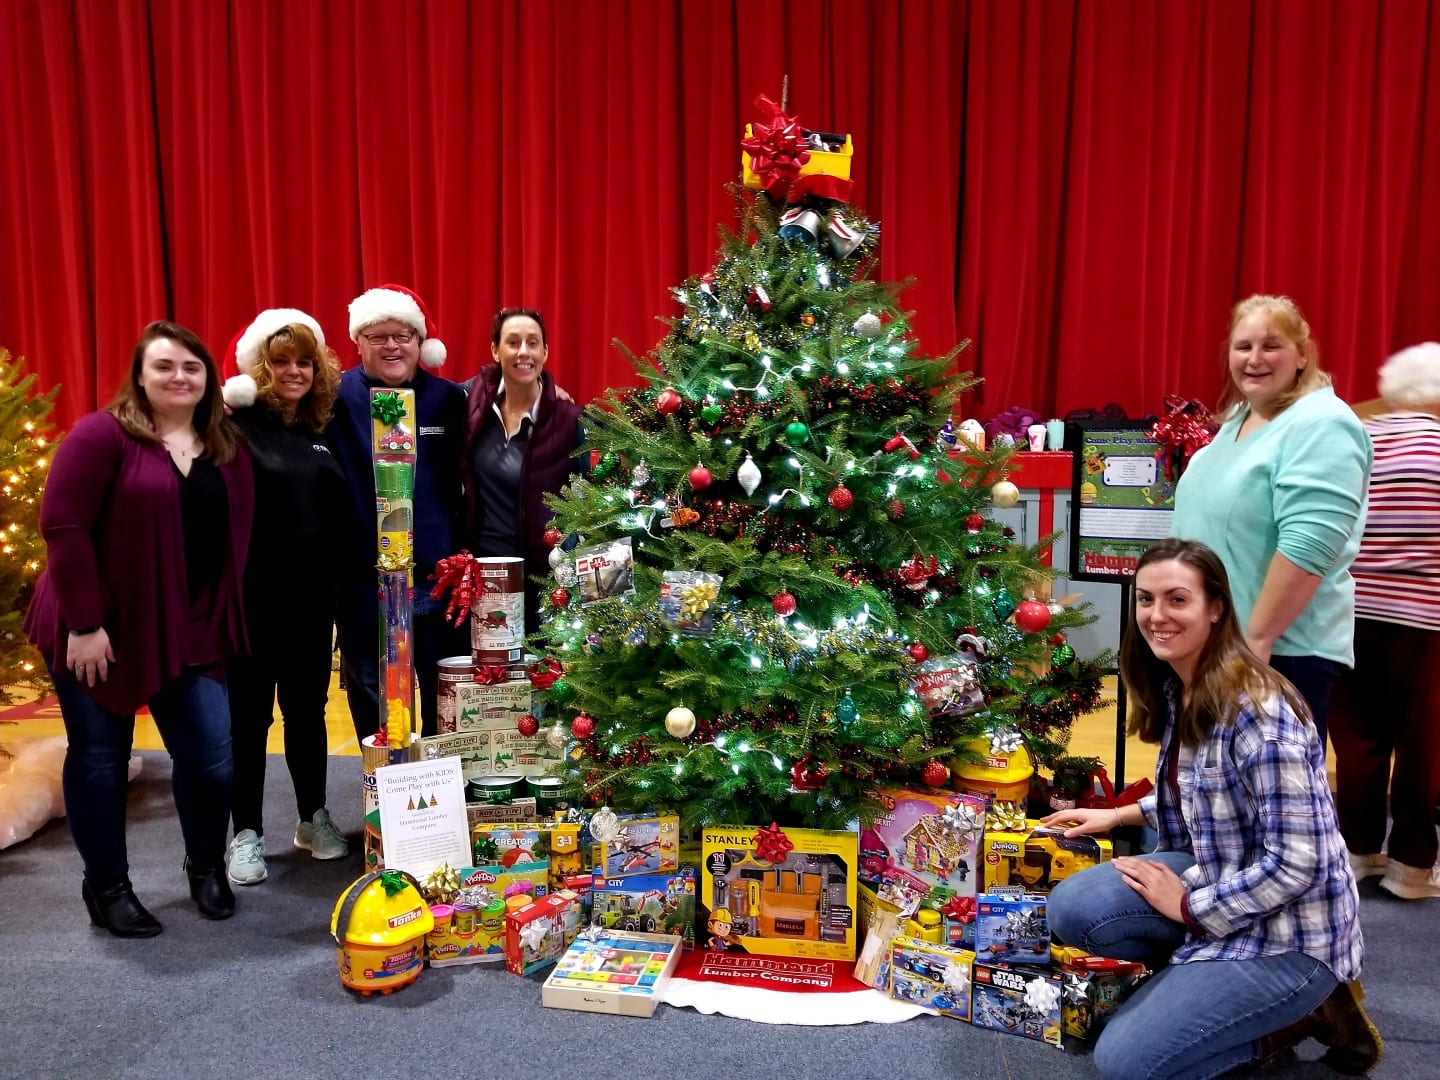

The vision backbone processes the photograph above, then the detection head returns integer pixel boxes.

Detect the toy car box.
[700,825,858,961]
[590,867,697,948]
[974,887,1050,964]
[542,929,684,1017]
[971,960,1064,1048]
[983,822,1111,893]
[888,936,975,1021]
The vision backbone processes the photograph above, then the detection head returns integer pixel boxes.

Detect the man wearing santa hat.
[328,284,469,742]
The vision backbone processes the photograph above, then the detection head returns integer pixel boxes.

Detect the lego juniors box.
[888,936,975,1021]
[983,823,1111,893]
[971,960,1064,1048]
[590,868,697,948]
[700,825,858,961]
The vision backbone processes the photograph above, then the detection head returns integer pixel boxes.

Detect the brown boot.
[1312,981,1383,1075]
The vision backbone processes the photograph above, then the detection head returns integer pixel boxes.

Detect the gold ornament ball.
[991,480,1020,509]
[665,705,697,738]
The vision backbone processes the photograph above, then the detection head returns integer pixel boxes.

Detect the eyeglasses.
[363,330,416,346]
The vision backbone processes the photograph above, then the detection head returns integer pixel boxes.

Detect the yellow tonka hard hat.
[331,869,435,995]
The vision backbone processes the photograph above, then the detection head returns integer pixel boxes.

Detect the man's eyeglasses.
[363,330,416,346]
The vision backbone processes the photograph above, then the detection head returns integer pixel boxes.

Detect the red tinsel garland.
[1149,395,1217,483]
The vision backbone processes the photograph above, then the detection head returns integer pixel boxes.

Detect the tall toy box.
[700,825,858,961]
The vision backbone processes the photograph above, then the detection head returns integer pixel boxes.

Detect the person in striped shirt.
[1330,342,1440,901]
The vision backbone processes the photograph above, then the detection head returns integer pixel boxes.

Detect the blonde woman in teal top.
[1171,295,1372,748]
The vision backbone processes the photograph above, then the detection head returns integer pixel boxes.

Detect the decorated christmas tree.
[0,349,57,704]
[536,99,1104,829]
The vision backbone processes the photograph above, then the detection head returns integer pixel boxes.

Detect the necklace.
[161,432,201,459]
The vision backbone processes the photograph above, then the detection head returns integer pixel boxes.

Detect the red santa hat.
[221,307,327,409]
[348,283,447,369]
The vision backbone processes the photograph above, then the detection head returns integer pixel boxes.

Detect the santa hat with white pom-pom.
[347,283,447,369]
[221,307,327,409]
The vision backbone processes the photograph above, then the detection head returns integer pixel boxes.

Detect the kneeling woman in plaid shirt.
[1044,538,1379,1078]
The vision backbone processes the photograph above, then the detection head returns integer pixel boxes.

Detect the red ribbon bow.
[1149,395,1217,483]
[474,664,511,686]
[942,894,977,923]
[430,551,479,628]
[529,657,564,690]
[753,822,795,864]
[741,94,811,189]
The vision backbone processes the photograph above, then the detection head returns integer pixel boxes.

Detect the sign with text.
[1068,420,1173,581]
[374,756,471,879]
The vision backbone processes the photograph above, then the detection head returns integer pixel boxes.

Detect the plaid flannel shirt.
[1137,680,1362,981]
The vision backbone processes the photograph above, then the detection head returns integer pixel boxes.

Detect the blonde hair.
[250,322,340,432]
[1217,294,1331,418]
[1378,342,1440,410]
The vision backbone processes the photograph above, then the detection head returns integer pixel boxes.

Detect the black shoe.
[184,859,236,920]
[1314,981,1383,1074]
[82,878,163,938]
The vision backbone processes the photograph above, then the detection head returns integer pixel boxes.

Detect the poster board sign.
[374,756,471,879]
[1067,421,1173,582]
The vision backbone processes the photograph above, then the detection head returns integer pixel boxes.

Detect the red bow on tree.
[528,657,564,690]
[741,94,811,188]
[430,551,479,627]
[1149,395,1217,483]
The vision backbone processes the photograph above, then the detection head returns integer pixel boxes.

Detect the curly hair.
[1377,341,1440,410]
[250,322,340,432]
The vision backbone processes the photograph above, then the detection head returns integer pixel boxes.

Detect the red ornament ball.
[550,587,571,608]
[908,642,930,662]
[888,499,905,519]
[517,714,540,737]
[1049,632,1068,647]
[543,526,563,547]
[1014,599,1052,634]
[828,485,854,512]
[689,464,713,490]
[772,590,798,617]
[570,714,595,740]
[922,760,950,788]
[656,388,683,415]
[964,512,986,534]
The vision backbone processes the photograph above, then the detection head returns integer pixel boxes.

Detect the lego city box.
[542,929,684,1017]
[700,824,858,961]
[888,936,975,1021]
[971,960,1064,1048]
[975,886,1050,965]
[590,867,697,948]
[596,813,681,879]
[983,823,1111,893]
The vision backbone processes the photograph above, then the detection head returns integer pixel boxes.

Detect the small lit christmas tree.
[0,349,57,704]
[530,100,1104,829]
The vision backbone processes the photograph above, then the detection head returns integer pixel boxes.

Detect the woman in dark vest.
[463,308,585,633]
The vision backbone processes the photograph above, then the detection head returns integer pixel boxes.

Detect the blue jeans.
[1269,654,1346,751]
[53,666,233,887]
[1050,855,1337,1079]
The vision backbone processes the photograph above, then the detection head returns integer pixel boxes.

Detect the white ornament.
[548,546,565,570]
[631,461,651,486]
[1024,976,1062,1016]
[737,453,762,497]
[588,806,620,843]
[991,480,1020,509]
[554,561,578,588]
[958,418,986,451]
[546,720,568,750]
[665,705,697,739]
[854,311,882,338]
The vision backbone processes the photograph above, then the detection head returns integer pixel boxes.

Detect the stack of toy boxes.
[888,936,975,1020]
[982,823,1111,892]
[1052,945,1146,1039]
[860,787,987,948]
[971,960,1064,1048]
[700,825,859,960]
[974,885,1050,964]
[506,889,583,976]
[590,867,698,948]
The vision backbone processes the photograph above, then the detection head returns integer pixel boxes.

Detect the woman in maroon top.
[25,322,254,937]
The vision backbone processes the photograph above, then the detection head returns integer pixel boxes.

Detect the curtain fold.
[2,0,1438,431]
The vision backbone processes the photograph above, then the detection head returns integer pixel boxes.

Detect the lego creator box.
[975,889,1050,965]
[983,823,1111,893]
[542,930,684,1017]
[971,961,1064,1048]
[596,813,680,879]
[888,936,975,1021]
[505,890,583,976]
[700,825,858,961]
[470,825,550,871]
[590,868,697,948]
[1052,945,1146,1039]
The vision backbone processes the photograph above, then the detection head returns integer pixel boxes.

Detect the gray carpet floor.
[1,752,1435,1080]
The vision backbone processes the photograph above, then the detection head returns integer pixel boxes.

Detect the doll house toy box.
[700,825,858,961]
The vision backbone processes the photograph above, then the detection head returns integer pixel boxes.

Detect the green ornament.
[785,420,811,447]
[593,451,619,479]
[700,403,723,424]
[835,691,859,730]
[549,677,574,704]
[1051,643,1077,665]
[370,391,406,426]
[992,589,1017,619]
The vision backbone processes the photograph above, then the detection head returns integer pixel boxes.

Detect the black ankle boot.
[82,878,163,938]
[185,859,236,920]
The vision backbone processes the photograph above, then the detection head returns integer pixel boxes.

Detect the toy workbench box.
[700,824,858,961]
[971,960,1064,1048]
[542,929,684,1017]
[974,886,1050,965]
[983,822,1111,893]
[888,936,975,1022]
[590,867,697,948]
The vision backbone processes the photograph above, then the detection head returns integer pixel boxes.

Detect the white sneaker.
[294,808,349,861]
[1348,852,1387,881]
[227,829,267,885]
[1378,859,1440,900]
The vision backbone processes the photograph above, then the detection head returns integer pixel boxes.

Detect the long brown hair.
[1216,294,1332,419]
[1120,538,1310,747]
[107,321,241,465]
[250,322,340,432]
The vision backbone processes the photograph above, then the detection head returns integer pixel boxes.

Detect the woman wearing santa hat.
[25,321,253,936]
[219,310,349,887]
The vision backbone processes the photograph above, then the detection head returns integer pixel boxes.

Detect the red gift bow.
[529,656,564,690]
[942,894,977,923]
[474,664,511,686]
[753,822,795,863]
[1149,395,1217,483]
[741,94,811,187]
[900,553,939,589]
[430,551,479,628]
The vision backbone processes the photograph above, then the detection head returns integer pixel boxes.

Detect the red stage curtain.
[2,0,1438,432]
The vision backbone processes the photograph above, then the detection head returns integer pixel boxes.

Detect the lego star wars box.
[971,960,1064,1048]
